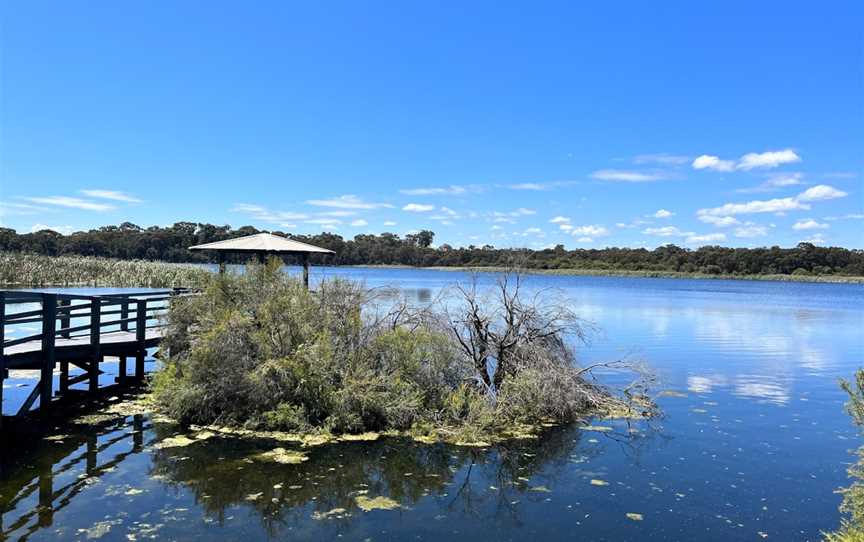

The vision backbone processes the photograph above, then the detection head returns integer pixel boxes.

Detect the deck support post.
[302,253,310,290]
[40,294,57,414]
[135,299,146,379]
[89,298,101,393]
[118,356,127,385]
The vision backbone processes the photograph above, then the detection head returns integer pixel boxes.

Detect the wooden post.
[58,298,70,393]
[118,356,127,384]
[118,299,128,384]
[302,253,310,290]
[40,294,57,413]
[218,252,226,275]
[135,299,146,379]
[89,298,101,393]
[58,299,70,338]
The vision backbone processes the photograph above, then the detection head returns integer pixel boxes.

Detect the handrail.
[1,289,190,352]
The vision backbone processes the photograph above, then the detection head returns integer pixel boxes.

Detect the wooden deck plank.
[3,329,164,367]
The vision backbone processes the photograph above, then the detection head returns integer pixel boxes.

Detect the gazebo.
[189,232,334,289]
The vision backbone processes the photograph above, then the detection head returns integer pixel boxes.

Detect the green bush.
[825,370,864,540]
[153,261,645,438]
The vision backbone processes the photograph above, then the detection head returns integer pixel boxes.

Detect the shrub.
[153,261,650,438]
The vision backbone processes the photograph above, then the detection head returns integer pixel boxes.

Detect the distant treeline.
[1,222,863,277]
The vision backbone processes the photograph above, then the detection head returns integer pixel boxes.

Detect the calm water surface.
[2,268,863,541]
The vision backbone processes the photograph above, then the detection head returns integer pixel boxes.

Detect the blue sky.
[1,1,862,248]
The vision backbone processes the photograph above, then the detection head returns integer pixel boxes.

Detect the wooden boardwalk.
[1,289,187,429]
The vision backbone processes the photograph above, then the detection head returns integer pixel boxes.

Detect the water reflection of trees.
[0,414,147,541]
[145,421,659,537]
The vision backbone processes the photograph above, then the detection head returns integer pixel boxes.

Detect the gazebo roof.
[189,232,334,254]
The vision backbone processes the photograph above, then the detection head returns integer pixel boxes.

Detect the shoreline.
[345,264,864,284]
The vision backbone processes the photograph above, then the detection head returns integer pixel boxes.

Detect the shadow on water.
[0,399,659,541]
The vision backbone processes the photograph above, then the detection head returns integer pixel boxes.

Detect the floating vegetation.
[312,508,350,520]
[77,519,123,539]
[251,448,309,464]
[626,513,644,521]
[355,495,401,512]
[590,479,609,486]
[658,390,688,398]
[339,432,381,442]
[529,485,552,493]
[152,431,214,450]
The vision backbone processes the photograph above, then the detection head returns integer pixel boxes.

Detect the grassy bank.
[352,264,864,284]
[0,253,211,288]
[153,261,654,444]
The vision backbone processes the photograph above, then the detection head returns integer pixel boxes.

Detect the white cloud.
[0,202,49,216]
[569,224,609,237]
[575,236,594,243]
[643,226,687,237]
[736,173,804,193]
[698,215,741,227]
[81,189,142,203]
[737,149,801,170]
[797,184,848,202]
[653,209,674,218]
[306,195,393,209]
[692,155,735,172]
[521,227,545,237]
[25,196,115,212]
[402,203,435,212]
[685,233,726,244]
[304,218,342,225]
[510,208,536,216]
[31,223,75,235]
[400,185,480,196]
[549,216,570,224]
[317,210,357,217]
[633,153,691,165]
[642,225,725,244]
[696,185,847,222]
[349,219,369,227]
[792,219,829,231]
[824,213,864,221]
[504,181,578,191]
[734,225,769,238]
[591,169,671,182]
[693,149,801,172]
[697,197,808,218]
[802,233,827,245]
[382,220,397,226]
[232,203,309,224]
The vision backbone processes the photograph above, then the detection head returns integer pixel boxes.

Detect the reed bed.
[0,253,212,288]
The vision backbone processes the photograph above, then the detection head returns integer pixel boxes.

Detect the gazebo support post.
[217,253,226,275]
[302,253,310,290]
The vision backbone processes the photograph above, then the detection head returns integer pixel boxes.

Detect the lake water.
[2,267,863,541]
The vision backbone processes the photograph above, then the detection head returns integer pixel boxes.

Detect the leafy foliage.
[2,222,862,277]
[153,261,647,437]
[0,252,209,287]
[825,371,864,541]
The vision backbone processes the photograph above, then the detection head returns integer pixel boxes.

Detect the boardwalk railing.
[0,289,191,426]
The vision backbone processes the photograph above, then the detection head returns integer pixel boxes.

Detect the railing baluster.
[40,294,57,413]
[135,299,146,379]
[89,298,101,392]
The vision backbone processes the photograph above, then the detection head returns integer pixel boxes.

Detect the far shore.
[347,264,864,284]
